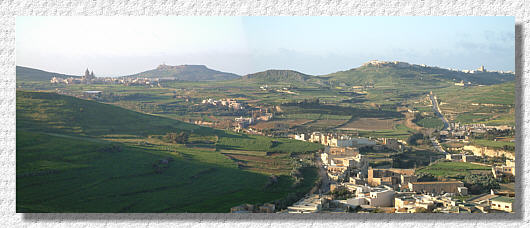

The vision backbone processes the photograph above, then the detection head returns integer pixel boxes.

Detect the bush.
[463,174,500,194]
[163,132,189,144]
[407,133,424,146]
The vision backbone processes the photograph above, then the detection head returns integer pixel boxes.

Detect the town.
[229,95,515,214]
[231,129,515,213]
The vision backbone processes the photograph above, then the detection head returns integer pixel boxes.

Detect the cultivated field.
[337,117,395,131]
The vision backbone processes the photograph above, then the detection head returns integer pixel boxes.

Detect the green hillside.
[435,82,515,126]
[325,63,514,87]
[127,64,240,81]
[16,91,323,212]
[241,70,325,86]
[16,91,205,136]
[17,66,80,82]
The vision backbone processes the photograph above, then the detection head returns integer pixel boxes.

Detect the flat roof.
[410,181,463,185]
[491,196,514,203]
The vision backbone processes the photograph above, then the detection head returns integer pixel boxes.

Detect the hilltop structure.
[83,68,96,81]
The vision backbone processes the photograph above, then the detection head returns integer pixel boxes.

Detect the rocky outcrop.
[463,145,515,160]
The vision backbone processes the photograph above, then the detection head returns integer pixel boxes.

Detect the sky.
[16,16,515,76]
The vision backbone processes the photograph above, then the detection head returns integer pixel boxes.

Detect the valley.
[16,60,516,213]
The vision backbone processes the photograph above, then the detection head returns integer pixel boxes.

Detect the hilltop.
[243,70,311,82]
[324,60,514,86]
[16,66,81,82]
[126,64,241,81]
[240,69,327,86]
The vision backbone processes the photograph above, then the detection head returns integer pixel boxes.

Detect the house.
[408,181,464,195]
[446,153,463,161]
[294,133,308,141]
[462,154,476,163]
[258,203,276,213]
[367,188,395,207]
[382,138,401,150]
[394,195,435,213]
[367,167,416,188]
[490,196,514,212]
[230,203,255,213]
[345,185,395,208]
[458,186,468,196]
[287,195,325,213]
[492,160,515,179]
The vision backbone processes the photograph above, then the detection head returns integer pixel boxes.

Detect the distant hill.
[126,64,240,81]
[241,69,326,85]
[323,61,514,87]
[16,66,80,82]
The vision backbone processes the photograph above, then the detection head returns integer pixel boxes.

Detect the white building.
[287,195,325,213]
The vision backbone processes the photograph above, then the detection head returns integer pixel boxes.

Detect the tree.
[407,133,424,146]
[164,132,189,144]
[463,174,500,194]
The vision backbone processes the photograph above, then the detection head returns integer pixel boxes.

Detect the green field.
[357,124,415,140]
[16,91,322,212]
[415,117,444,129]
[472,139,515,150]
[435,82,515,126]
[416,161,491,177]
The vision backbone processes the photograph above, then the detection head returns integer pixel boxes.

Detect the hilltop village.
[51,68,161,86]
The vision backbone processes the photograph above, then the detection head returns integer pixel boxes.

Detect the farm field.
[435,82,515,126]
[337,117,395,131]
[472,139,515,150]
[357,124,416,140]
[416,161,491,178]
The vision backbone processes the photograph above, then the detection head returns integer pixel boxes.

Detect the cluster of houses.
[50,69,160,86]
[282,176,513,213]
[294,132,404,152]
[234,116,255,130]
[294,132,377,148]
[439,123,513,142]
[363,60,514,76]
[230,203,276,213]
[492,159,516,180]
[321,147,368,181]
[445,153,477,163]
[201,98,244,110]
[229,129,515,213]
[295,165,513,213]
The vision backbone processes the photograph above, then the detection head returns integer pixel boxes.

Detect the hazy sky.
[16,16,514,76]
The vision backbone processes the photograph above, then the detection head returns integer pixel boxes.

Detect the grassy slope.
[17,66,80,82]
[17,91,322,212]
[435,82,515,126]
[126,65,241,81]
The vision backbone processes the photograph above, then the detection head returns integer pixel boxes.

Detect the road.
[430,137,447,154]
[429,92,448,154]
[429,93,450,130]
